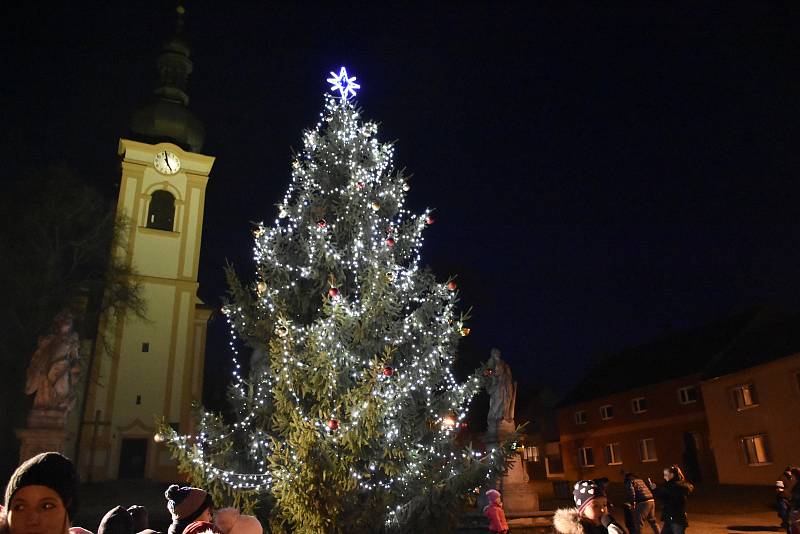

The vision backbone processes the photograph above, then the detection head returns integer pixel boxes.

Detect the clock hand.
[164,152,172,171]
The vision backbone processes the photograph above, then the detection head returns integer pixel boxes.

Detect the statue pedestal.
[498,455,540,515]
[16,409,68,462]
[482,419,540,515]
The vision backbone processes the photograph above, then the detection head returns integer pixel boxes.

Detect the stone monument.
[16,311,82,461]
[484,348,539,515]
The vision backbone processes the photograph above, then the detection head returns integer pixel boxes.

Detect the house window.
[574,410,587,425]
[600,405,614,420]
[631,397,648,414]
[732,383,759,410]
[146,190,176,231]
[639,438,658,462]
[741,434,771,465]
[579,446,595,467]
[678,386,698,404]
[604,443,622,465]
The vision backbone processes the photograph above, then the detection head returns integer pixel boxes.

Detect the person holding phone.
[648,465,694,534]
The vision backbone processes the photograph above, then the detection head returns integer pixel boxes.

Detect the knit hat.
[4,452,79,520]
[485,489,501,503]
[573,479,604,513]
[182,521,221,534]
[165,485,212,522]
[98,505,133,534]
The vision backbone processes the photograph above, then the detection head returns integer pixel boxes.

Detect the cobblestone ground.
[685,511,782,534]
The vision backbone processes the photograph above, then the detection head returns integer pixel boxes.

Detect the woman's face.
[581,497,608,525]
[7,485,68,534]
[663,469,674,481]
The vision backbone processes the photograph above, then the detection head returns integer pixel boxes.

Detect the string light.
[165,85,505,519]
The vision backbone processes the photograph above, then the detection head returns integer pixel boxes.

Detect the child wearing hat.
[2,452,80,534]
[554,479,627,534]
[482,489,508,534]
[164,486,213,534]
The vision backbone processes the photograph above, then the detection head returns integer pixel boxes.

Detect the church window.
[141,342,149,352]
[147,190,176,231]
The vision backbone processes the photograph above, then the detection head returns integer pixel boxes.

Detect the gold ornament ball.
[275,325,289,338]
[257,281,267,294]
[460,327,471,337]
[371,201,381,211]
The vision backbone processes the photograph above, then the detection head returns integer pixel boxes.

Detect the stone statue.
[25,311,81,412]
[486,348,516,437]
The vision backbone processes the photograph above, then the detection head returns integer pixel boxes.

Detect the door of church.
[118,438,148,478]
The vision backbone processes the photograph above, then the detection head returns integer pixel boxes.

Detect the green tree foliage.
[0,166,144,477]
[163,96,514,533]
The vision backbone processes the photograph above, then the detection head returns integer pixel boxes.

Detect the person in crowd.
[623,472,658,534]
[776,480,790,533]
[164,486,213,534]
[213,508,261,534]
[647,465,694,534]
[482,489,508,534]
[181,522,220,534]
[1,452,79,534]
[554,480,627,534]
[97,506,132,534]
[126,506,148,534]
[69,528,93,534]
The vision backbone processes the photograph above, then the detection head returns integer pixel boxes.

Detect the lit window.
[604,443,622,465]
[600,405,614,420]
[631,397,647,414]
[741,434,771,465]
[579,446,595,467]
[678,386,698,404]
[732,383,759,410]
[574,410,587,425]
[639,438,657,462]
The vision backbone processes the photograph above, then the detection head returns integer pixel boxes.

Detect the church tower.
[79,5,214,481]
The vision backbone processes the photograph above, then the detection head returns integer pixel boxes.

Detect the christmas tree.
[162,68,515,534]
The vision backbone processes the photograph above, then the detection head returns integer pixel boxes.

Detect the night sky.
[3,2,798,400]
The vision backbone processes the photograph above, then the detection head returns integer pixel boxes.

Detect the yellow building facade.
[77,16,214,481]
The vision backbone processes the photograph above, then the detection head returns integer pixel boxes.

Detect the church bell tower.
[79,4,214,481]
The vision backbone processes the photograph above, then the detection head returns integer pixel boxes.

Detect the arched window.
[146,190,175,231]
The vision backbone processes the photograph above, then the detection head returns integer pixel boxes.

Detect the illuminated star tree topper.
[327,66,361,100]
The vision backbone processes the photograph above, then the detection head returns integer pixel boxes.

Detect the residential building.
[701,311,800,485]
[557,310,757,484]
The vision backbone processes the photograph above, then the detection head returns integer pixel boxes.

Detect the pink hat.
[230,515,262,534]
[213,508,262,534]
[485,489,501,503]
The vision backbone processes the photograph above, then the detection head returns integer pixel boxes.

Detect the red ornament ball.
[383,366,394,377]
[328,287,340,298]
[426,215,435,225]
[327,419,339,431]
[447,281,458,291]
[317,219,327,228]
[483,368,495,377]
[386,238,395,247]
[356,181,365,190]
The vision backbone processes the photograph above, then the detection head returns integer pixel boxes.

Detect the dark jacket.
[653,479,694,526]
[624,477,653,504]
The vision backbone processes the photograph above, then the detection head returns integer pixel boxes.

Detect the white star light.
[327,67,361,100]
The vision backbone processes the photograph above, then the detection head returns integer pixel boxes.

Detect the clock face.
[154,150,181,175]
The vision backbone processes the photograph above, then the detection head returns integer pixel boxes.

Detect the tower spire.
[129,0,205,152]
